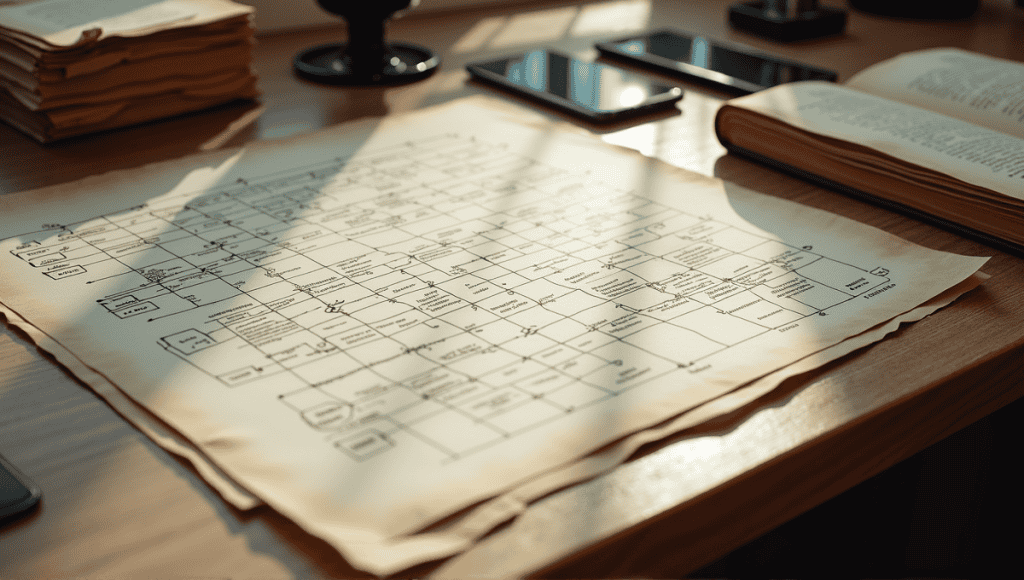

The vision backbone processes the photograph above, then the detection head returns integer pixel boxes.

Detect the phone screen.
[1,453,40,523]
[466,50,682,121]
[597,30,837,94]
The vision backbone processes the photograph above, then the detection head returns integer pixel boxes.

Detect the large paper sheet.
[430,269,986,578]
[0,98,987,574]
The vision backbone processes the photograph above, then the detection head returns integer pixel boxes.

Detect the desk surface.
[2,1,1023,577]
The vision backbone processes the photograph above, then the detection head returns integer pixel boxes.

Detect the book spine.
[714,133,1024,258]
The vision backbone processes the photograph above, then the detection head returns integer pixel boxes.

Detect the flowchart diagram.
[9,134,891,462]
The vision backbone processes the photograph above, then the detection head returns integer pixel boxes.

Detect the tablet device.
[466,49,682,122]
[1,453,41,524]
[596,29,837,94]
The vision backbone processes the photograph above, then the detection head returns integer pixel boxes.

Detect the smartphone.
[1,453,41,524]
[596,29,838,95]
[466,49,683,122]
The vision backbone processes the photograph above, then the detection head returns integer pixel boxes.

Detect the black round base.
[850,0,978,19]
[294,42,440,85]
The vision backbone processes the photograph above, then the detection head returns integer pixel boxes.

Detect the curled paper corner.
[74,27,102,46]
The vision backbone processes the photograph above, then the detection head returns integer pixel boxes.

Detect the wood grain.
[2,1,1023,578]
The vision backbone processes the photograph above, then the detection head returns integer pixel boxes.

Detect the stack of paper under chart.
[0,0,258,143]
[0,96,990,576]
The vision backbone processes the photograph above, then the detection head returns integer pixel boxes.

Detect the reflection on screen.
[477,50,675,112]
[616,32,835,88]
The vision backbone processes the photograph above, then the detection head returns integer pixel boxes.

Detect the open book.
[715,48,1024,253]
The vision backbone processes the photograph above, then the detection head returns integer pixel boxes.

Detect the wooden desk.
[2,1,1023,577]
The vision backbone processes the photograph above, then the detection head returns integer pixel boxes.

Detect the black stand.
[850,0,979,19]
[729,1,847,42]
[294,0,439,85]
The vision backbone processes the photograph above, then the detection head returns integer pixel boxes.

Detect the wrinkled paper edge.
[0,271,988,575]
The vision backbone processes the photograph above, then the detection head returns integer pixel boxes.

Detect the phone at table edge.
[465,49,683,123]
[0,453,41,524]
[595,29,838,95]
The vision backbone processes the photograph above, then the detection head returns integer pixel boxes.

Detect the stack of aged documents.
[0,0,258,142]
[0,97,988,575]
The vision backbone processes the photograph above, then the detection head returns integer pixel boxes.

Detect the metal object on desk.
[294,0,439,85]
[728,0,847,42]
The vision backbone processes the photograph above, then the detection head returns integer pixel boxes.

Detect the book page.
[723,82,1024,202]
[0,0,251,47]
[0,97,987,574]
[847,48,1024,139]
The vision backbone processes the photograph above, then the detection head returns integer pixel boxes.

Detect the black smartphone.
[1,453,41,524]
[466,49,683,123]
[596,29,837,95]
